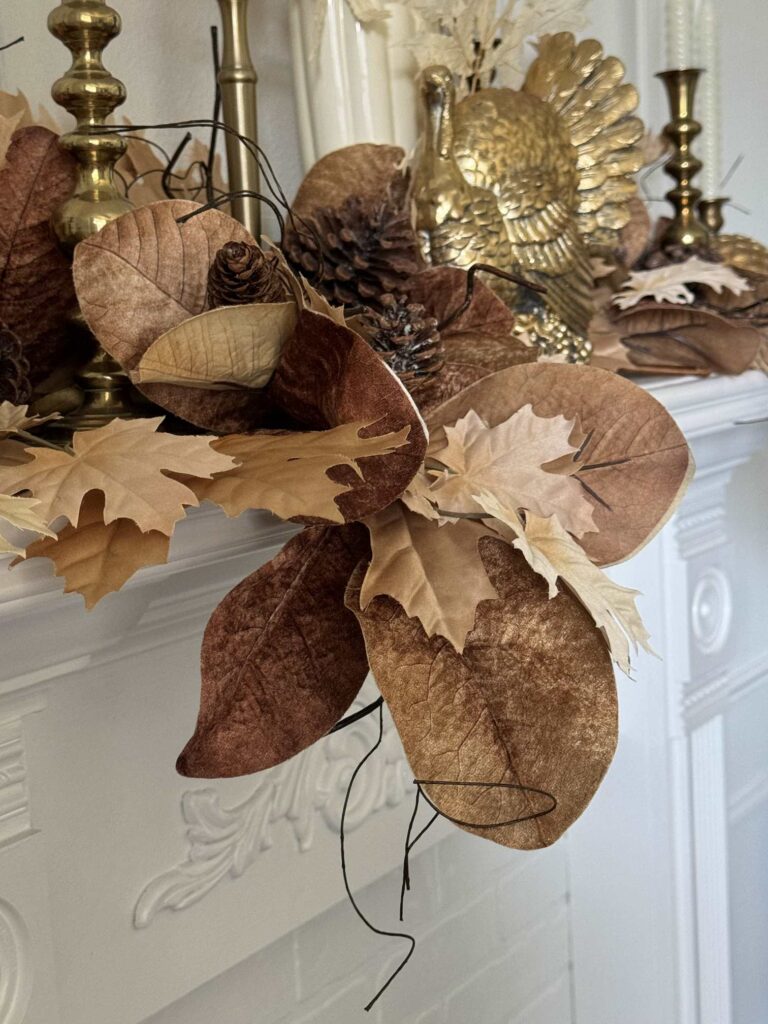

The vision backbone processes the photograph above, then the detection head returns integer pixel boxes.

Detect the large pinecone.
[208,242,289,307]
[0,323,31,405]
[284,194,423,312]
[358,294,444,389]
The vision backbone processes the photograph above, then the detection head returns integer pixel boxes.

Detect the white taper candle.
[698,0,722,198]
[667,0,694,69]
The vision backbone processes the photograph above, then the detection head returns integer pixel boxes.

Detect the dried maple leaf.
[422,406,597,538]
[0,127,78,383]
[479,495,652,674]
[178,524,370,778]
[135,302,297,390]
[192,421,411,524]
[426,363,693,566]
[360,501,500,653]
[0,417,235,535]
[0,110,23,171]
[0,402,60,438]
[614,256,751,310]
[22,491,169,607]
[347,537,617,850]
[0,493,55,557]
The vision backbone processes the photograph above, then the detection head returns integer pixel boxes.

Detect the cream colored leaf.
[479,493,653,674]
[614,256,751,311]
[22,491,170,608]
[135,303,297,389]
[0,493,55,557]
[192,422,412,524]
[0,402,60,438]
[424,406,597,537]
[0,417,235,535]
[0,110,23,171]
[361,501,499,653]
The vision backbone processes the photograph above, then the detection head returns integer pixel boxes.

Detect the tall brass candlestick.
[217,0,261,237]
[48,0,137,428]
[657,69,710,253]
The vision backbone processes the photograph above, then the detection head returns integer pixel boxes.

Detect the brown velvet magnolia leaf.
[410,362,492,416]
[0,127,77,383]
[192,421,411,524]
[0,416,235,534]
[426,363,693,566]
[361,501,500,653]
[72,199,267,432]
[177,524,371,778]
[290,143,407,223]
[347,538,618,850]
[22,491,169,608]
[614,303,761,375]
[135,302,297,390]
[267,309,428,520]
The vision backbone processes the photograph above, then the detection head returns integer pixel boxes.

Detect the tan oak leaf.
[361,501,499,653]
[480,492,652,674]
[22,492,170,607]
[424,406,597,537]
[0,401,61,438]
[0,417,235,535]
[192,422,412,524]
[135,302,297,390]
[0,109,23,171]
[614,256,751,310]
[0,493,55,557]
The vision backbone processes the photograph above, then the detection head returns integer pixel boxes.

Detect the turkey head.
[412,33,645,356]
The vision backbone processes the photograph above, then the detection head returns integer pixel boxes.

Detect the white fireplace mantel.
[1,372,767,1024]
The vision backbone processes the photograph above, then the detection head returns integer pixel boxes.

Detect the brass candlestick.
[217,0,261,237]
[698,196,729,234]
[47,0,137,429]
[657,69,710,253]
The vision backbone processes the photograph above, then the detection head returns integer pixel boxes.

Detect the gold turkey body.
[413,33,645,357]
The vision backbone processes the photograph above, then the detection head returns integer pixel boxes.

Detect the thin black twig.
[0,36,24,52]
[437,263,546,333]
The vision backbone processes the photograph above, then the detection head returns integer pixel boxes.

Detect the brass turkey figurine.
[412,33,645,361]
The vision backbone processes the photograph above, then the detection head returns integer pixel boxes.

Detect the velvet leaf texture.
[177,524,371,778]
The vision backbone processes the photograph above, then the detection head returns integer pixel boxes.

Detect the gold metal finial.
[217,0,261,237]
[698,196,729,235]
[656,69,710,252]
[47,0,138,429]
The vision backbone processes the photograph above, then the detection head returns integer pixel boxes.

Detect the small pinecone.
[0,323,31,405]
[207,242,289,307]
[284,194,423,311]
[359,294,444,389]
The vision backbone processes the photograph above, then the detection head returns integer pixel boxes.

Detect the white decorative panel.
[0,899,32,1024]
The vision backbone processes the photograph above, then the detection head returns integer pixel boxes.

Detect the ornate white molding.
[691,567,732,656]
[0,693,45,848]
[0,899,32,1024]
[683,649,768,726]
[134,692,411,929]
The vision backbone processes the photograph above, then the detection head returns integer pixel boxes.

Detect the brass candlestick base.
[47,0,139,431]
[657,69,710,253]
[698,196,729,235]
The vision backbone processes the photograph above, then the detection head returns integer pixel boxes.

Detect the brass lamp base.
[698,196,729,235]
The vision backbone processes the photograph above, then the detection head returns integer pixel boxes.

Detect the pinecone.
[284,194,423,312]
[0,323,31,405]
[358,294,444,389]
[207,242,289,307]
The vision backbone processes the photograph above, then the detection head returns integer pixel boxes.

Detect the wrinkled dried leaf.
[0,127,77,382]
[426,363,693,566]
[290,144,406,225]
[616,195,652,269]
[480,497,652,674]
[0,110,23,170]
[193,421,411,524]
[614,256,751,310]
[361,501,499,653]
[0,493,55,556]
[135,302,297,390]
[268,309,428,520]
[347,538,617,849]
[615,303,761,375]
[410,362,492,416]
[588,311,636,374]
[422,406,597,538]
[0,90,59,132]
[0,417,234,534]
[0,440,33,467]
[72,200,266,432]
[177,524,370,778]
[22,491,169,607]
